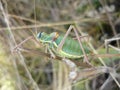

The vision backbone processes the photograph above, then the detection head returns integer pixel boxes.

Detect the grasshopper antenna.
[28,2,38,41]
[33,0,37,35]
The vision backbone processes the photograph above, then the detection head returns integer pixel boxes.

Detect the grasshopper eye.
[37,32,42,39]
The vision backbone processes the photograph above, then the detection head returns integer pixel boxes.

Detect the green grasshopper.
[13,25,120,64]
[36,25,91,64]
[14,25,91,63]
[13,25,92,81]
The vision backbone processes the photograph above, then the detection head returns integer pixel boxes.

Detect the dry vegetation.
[0,0,120,90]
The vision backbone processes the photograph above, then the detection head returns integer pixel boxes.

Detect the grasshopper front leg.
[47,46,56,59]
[13,36,40,52]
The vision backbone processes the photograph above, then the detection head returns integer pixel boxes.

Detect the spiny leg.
[57,25,73,50]
[47,46,56,58]
[13,36,40,52]
[105,37,120,53]
[72,26,92,65]
[57,25,91,65]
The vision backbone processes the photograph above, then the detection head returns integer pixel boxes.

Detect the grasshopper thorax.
[37,32,59,43]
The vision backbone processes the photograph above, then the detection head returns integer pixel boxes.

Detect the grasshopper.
[13,25,93,81]
[36,25,90,62]
[14,25,91,64]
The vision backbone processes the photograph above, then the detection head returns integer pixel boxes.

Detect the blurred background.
[0,0,120,90]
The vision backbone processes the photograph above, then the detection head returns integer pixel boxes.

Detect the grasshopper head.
[37,32,42,39]
[37,32,59,43]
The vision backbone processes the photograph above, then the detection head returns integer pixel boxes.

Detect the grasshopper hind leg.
[57,25,92,66]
